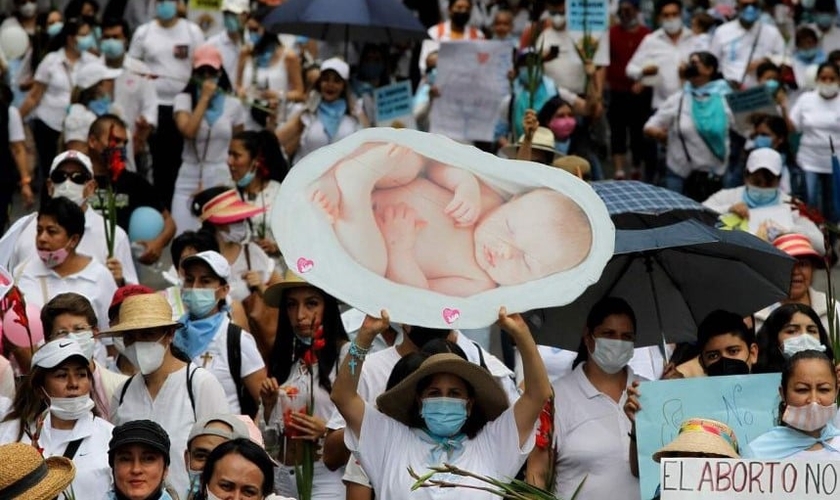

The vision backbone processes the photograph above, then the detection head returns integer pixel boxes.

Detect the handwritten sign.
[430,41,513,142]
[660,458,840,499]
[188,0,222,36]
[725,87,779,136]
[374,81,415,128]
[568,0,610,34]
[636,374,780,500]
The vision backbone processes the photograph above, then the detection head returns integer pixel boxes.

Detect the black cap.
[108,420,171,466]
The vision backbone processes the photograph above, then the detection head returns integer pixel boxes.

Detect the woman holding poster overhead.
[743,350,840,459]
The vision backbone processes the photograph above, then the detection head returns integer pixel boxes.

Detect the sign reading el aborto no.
[660,458,840,499]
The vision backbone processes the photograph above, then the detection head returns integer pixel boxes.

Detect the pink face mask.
[549,116,576,140]
[38,246,70,268]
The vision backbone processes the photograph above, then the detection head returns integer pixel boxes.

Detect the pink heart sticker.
[477,52,490,64]
[442,308,461,324]
[296,257,314,274]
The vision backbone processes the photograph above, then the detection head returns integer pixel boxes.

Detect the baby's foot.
[310,173,341,224]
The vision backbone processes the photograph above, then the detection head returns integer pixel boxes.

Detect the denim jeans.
[803,170,834,221]
[664,168,685,194]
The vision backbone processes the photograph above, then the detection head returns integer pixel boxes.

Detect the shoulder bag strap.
[676,92,693,165]
[739,23,762,87]
[63,438,83,459]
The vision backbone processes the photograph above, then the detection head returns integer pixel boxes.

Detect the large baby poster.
[272,128,614,329]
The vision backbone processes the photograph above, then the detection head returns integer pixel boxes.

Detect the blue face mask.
[223,12,241,33]
[249,32,261,45]
[156,0,178,21]
[47,22,63,38]
[744,184,780,207]
[236,169,256,188]
[764,79,780,94]
[815,12,836,29]
[753,134,774,149]
[181,288,219,318]
[797,47,819,61]
[88,95,111,116]
[255,50,273,68]
[739,4,759,24]
[421,397,468,437]
[100,38,125,59]
[76,33,96,52]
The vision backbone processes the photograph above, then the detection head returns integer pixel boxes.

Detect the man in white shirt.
[128,1,204,212]
[811,0,840,54]
[626,0,697,110]
[100,18,158,178]
[0,150,139,285]
[709,0,785,89]
[206,0,250,86]
[419,0,485,73]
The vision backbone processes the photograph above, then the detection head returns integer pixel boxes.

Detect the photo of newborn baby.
[308,142,593,298]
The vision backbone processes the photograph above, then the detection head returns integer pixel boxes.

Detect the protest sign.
[636,374,780,500]
[271,128,614,329]
[374,81,416,129]
[567,0,610,34]
[660,458,840,499]
[430,41,513,142]
[189,0,223,36]
[725,87,779,136]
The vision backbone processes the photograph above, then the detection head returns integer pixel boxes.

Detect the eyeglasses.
[50,170,91,185]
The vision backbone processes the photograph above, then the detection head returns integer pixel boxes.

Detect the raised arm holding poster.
[636,374,781,500]
[430,41,513,143]
[271,128,614,329]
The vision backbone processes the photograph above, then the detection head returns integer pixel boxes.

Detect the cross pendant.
[349,358,357,376]
[200,351,213,367]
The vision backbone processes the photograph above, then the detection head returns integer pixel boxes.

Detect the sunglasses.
[50,170,91,185]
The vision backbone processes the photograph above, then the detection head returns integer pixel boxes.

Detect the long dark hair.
[268,287,348,393]
[755,303,834,374]
[198,439,275,498]
[573,297,637,368]
[190,186,231,236]
[181,67,234,111]
[231,130,288,184]
[778,350,837,425]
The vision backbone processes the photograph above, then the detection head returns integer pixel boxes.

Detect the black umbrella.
[591,180,719,229]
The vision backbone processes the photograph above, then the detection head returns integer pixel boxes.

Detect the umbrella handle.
[644,255,670,365]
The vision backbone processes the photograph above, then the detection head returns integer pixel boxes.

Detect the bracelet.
[348,341,371,376]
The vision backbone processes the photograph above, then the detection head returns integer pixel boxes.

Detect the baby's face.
[473,189,592,286]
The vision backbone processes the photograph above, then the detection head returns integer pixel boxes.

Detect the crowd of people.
[1,0,840,499]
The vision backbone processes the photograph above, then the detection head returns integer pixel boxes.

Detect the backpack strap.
[63,438,83,459]
[227,321,243,399]
[472,341,488,370]
[118,375,135,406]
[186,363,197,420]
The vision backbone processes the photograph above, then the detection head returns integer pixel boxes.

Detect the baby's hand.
[378,203,426,251]
[445,181,481,227]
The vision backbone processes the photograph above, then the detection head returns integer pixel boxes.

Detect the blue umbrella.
[527,220,794,350]
[592,180,719,229]
[262,0,428,44]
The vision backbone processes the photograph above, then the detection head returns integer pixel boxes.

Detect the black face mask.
[407,326,451,349]
[684,63,701,79]
[451,11,471,28]
[705,357,750,377]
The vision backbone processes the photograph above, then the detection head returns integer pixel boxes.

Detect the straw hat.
[652,418,740,463]
[500,127,562,161]
[773,233,823,267]
[263,268,311,307]
[199,189,266,225]
[376,353,509,427]
[101,293,180,336]
[0,442,76,500]
[552,155,591,177]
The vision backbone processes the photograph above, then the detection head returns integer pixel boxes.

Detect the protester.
[694,309,759,376]
[107,419,177,500]
[107,284,156,376]
[183,414,251,499]
[755,303,835,373]
[198,438,276,500]
[419,0,484,74]
[0,338,113,499]
[0,442,76,500]
[71,59,122,118]
[812,0,840,54]
[206,0,251,87]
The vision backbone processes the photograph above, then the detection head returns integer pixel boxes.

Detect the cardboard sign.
[430,41,513,142]
[567,0,610,34]
[374,81,415,128]
[636,374,781,500]
[725,87,779,136]
[660,458,840,499]
[188,0,223,37]
[271,128,614,329]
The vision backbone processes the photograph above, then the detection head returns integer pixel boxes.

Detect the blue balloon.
[128,206,164,242]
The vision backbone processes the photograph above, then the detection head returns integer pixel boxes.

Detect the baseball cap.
[181,250,231,280]
[32,338,88,369]
[188,414,250,445]
[193,43,223,70]
[75,60,122,91]
[49,150,93,175]
[109,420,171,466]
[320,57,349,80]
[222,0,250,13]
[745,147,782,177]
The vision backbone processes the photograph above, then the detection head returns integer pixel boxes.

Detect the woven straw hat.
[552,155,591,177]
[653,418,740,462]
[0,442,76,499]
[263,268,311,307]
[376,353,509,427]
[500,127,562,161]
[101,293,180,335]
[199,189,265,225]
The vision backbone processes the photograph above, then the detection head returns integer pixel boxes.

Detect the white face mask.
[48,394,95,420]
[590,337,634,374]
[220,221,249,244]
[52,180,88,206]
[19,1,36,17]
[67,331,95,360]
[782,334,826,358]
[551,13,566,29]
[662,18,683,34]
[818,82,840,98]
[123,340,166,375]
[783,401,838,432]
[206,490,223,500]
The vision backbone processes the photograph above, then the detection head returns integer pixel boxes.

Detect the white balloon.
[0,26,30,61]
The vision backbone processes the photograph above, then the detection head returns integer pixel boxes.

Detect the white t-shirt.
[790,90,840,174]
[113,55,159,130]
[709,20,785,87]
[553,364,643,500]
[128,19,206,105]
[8,106,24,142]
[32,49,99,130]
[174,92,246,168]
[345,403,534,500]
[229,242,275,302]
[295,111,361,164]
[0,412,114,500]
[110,364,230,496]
[325,346,401,431]
[538,27,610,96]
[788,437,840,460]
[206,30,243,87]
[189,316,264,413]
[625,28,697,109]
